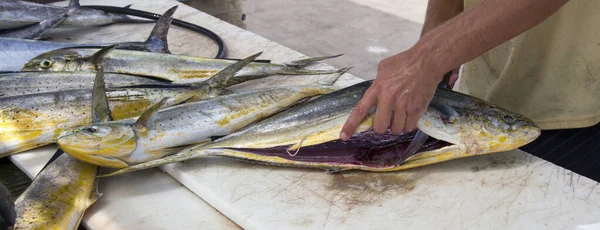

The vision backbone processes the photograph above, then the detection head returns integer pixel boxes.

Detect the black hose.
[82,5,226,59]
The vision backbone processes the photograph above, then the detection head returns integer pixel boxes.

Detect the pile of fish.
[0,0,541,229]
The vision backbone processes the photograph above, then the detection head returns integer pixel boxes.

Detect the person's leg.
[519,123,600,182]
[178,0,246,29]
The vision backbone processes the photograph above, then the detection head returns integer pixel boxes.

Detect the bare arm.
[420,0,464,86]
[340,0,570,140]
[417,0,570,77]
[421,0,463,37]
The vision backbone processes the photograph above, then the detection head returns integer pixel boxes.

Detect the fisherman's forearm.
[412,0,569,79]
[420,0,463,37]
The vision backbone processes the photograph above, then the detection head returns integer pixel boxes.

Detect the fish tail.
[315,66,352,86]
[0,12,68,39]
[284,54,343,68]
[273,54,343,76]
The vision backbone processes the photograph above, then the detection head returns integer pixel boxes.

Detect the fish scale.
[100,80,541,177]
[22,48,343,84]
[57,69,348,167]
[0,72,171,97]
[0,83,228,158]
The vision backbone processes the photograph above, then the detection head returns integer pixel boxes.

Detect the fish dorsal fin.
[89,45,117,70]
[68,0,80,9]
[134,97,169,133]
[198,52,262,88]
[144,5,178,54]
[91,67,112,123]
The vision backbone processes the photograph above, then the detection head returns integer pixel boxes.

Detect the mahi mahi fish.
[56,67,350,168]
[0,72,172,97]
[0,0,149,30]
[0,5,178,72]
[99,80,541,176]
[0,47,260,158]
[21,47,343,84]
[11,59,114,230]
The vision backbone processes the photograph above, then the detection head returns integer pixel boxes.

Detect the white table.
[10,0,600,229]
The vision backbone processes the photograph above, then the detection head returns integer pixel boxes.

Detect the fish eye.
[86,127,97,133]
[40,59,53,68]
[502,114,516,123]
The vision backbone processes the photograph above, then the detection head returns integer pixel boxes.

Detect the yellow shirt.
[458,0,600,130]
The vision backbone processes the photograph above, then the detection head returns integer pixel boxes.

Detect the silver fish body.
[0,72,170,97]
[13,153,99,230]
[22,48,342,84]
[0,0,148,30]
[0,84,223,158]
[56,69,349,168]
[0,5,177,71]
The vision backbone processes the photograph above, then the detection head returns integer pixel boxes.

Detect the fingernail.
[340,132,348,141]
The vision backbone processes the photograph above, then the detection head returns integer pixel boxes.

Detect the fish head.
[463,103,541,152]
[57,123,136,168]
[420,98,541,155]
[21,49,93,72]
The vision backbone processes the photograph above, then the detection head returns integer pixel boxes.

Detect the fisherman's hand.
[340,48,444,140]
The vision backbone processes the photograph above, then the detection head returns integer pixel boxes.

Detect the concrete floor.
[244,0,427,80]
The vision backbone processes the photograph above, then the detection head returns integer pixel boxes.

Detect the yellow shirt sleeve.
[458,0,600,130]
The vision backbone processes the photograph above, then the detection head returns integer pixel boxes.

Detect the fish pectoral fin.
[429,100,459,124]
[134,97,169,132]
[199,52,262,89]
[89,45,117,70]
[0,183,15,227]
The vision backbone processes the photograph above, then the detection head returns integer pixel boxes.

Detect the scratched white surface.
[8,0,600,229]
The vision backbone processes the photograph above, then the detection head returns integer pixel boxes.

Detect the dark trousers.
[519,122,600,182]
